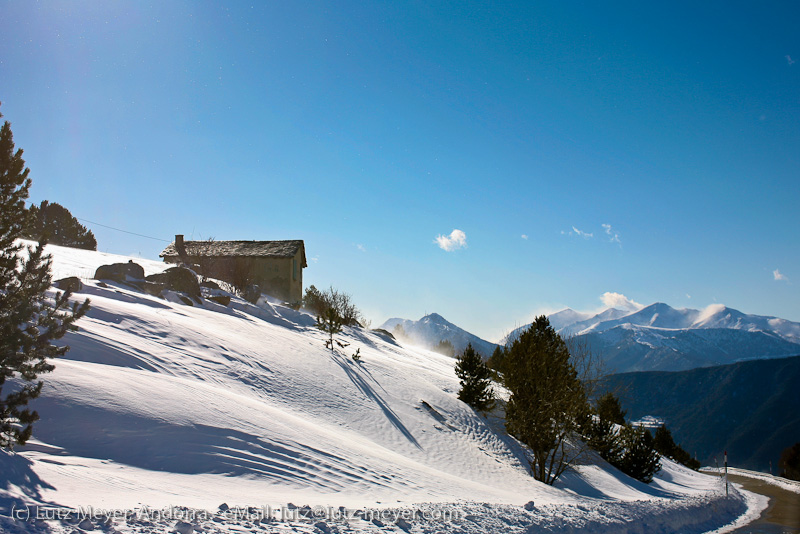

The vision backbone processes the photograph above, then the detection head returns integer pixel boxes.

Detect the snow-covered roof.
[160,239,307,267]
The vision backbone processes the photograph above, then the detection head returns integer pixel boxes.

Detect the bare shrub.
[304,285,361,350]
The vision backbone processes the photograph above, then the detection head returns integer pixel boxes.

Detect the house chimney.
[175,234,187,259]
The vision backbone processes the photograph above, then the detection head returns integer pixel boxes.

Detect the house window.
[293,258,297,281]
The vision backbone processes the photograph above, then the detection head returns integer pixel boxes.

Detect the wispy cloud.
[435,229,467,252]
[774,268,788,281]
[356,244,366,252]
[521,234,529,240]
[600,292,643,311]
[602,223,622,245]
[787,55,796,66]
[564,226,593,239]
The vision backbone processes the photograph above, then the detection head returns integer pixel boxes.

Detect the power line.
[77,218,171,242]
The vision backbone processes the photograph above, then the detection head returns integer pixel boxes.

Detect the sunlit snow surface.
[0,242,765,533]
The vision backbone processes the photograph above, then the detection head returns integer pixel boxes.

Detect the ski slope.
[0,242,763,533]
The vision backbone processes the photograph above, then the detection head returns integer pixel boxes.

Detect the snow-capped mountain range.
[509,303,800,373]
[379,313,498,357]
[381,303,800,373]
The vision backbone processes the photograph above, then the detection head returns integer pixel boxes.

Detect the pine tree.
[487,345,507,375]
[0,104,90,450]
[586,416,624,466]
[596,392,626,426]
[653,425,700,470]
[653,425,677,458]
[618,425,661,483]
[504,315,591,484]
[308,286,359,351]
[433,338,455,357]
[317,306,345,351]
[779,443,800,481]
[23,200,97,250]
[392,323,407,341]
[454,343,495,412]
[585,392,626,465]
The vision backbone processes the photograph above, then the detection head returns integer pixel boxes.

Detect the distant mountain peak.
[378,313,497,357]
[423,312,448,323]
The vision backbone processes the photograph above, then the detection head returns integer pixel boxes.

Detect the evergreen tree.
[653,425,677,457]
[653,425,700,470]
[585,392,626,466]
[779,443,800,481]
[671,445,700,470]
[618,425,661,483]
[586,416,624,466]
[487,344,507,375]
[504,315,591,485]
[307,286,360,350]
[317,307,344,349]
[0,104,90,449]
[23,200,97,250]
[302,284,326,315]
[454,343,495,412]
[596,392,626,426]
[433,338,455,357]
[392,323,407,341]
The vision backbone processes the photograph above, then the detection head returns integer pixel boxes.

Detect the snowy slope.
[0,242,761,533]
[379,313,498,357]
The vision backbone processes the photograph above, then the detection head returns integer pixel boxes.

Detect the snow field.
[0,242,763,533]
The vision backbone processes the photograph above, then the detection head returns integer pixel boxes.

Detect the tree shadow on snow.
[330,353,422,450]
[0,450,63,531]
[21,402,416,494]
[554,451,676,500]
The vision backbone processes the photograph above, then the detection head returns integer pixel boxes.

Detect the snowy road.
[723,472,800,533]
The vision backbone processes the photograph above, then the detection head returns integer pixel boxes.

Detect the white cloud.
[521,234,529,240]
[600,292,643,311]
[570,226,593,239]
[787,55,796,66]
[435,229,467,252]
[773,269,788,281]
[356,244,366,252]
[602,223,622,245]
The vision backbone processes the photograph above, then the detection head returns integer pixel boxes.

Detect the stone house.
[160,235,307,303]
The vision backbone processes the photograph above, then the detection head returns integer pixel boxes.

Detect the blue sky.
[1,1,798,341]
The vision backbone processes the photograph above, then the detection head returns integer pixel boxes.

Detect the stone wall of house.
[250,257,292,302]
[249,252,303,302]
[165,252,303,303]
